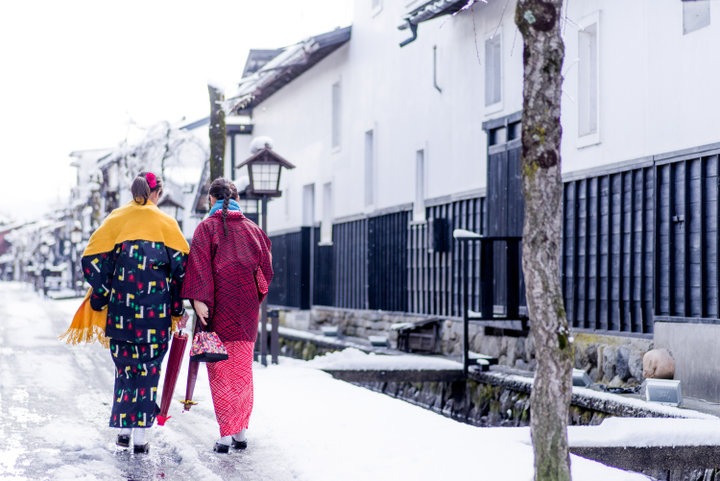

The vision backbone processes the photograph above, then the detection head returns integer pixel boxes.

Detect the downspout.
[399,19,418,47]
[433,45,442,93]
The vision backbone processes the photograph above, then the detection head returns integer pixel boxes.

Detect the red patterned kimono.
[182,210,273,436]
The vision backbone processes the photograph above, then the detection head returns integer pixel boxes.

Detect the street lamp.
[39,242,50,297]
[158,191,185,231]
[236,142,295,366]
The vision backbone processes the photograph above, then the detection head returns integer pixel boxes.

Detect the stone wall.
[280,307,653,387]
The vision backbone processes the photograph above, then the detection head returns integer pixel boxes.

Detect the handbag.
[255,267,268,302]
[190,330,228,362]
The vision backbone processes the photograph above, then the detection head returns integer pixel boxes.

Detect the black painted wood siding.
[654,155,720,321]
[562,168,655,334]
[368,211,409,311]
[268,227,311,309]
[333,218,368,309]
[408,197,491,317]
[561,152,720,334]
[313,226,334,306]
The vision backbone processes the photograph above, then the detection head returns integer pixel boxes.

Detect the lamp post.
[39,242,50,297]
[70,224,83,294]
[236,143,295,366]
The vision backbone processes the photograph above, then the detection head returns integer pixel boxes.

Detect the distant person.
[81,171,189,453]
[182,177,273,453]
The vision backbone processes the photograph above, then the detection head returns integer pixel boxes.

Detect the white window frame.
[331,80,342,151]
[413,149,426,223]
[577,12,601,148]
[303,184,315,227]
[320,182,333,245]
[484,29,503,114]
[284,185,291,221]
[682,0,711,35]
[364,129,375,209]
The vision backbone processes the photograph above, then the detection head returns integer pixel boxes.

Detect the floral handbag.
[190,330,228,362]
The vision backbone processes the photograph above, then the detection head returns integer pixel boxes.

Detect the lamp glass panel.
[250,163,281,192]
[238,199,259,214]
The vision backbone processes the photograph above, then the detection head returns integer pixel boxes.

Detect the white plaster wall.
[561,0,720,172]
[251,0,524,233]
[247,0,720,233]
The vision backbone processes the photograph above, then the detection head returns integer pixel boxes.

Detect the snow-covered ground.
[1,281,708,481]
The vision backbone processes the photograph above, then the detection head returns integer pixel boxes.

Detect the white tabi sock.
[218,435,232,446]
[133,428,148,445]
[119,428,131,436]
[233,429,247,442]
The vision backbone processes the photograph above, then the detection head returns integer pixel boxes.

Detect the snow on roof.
[226,26,351,114]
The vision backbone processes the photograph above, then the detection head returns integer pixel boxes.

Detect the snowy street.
[0,282,652,481]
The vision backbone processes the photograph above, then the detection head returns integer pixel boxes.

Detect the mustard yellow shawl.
[60,201,190,347]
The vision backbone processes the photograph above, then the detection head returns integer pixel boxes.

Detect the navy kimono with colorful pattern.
[81,201,188,428]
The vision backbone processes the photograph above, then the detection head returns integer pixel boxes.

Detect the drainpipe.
[399,19,418,47]
[433,45,442,93]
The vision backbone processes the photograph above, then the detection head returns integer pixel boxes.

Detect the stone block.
[602,346,617,382]
[642,348,675,380]
[616,346,631,381]
[628,349,645,381]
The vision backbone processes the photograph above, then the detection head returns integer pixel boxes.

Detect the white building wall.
[561,0,720,172]
[246,0,720,234]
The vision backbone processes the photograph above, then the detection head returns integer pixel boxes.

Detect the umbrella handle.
[180,399,198,410]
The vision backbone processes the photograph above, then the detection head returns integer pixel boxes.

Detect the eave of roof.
[227,26,352,114]
[397,0,474,46]
[400,0,470,27]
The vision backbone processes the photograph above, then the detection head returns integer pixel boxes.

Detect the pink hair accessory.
[146,172,157,189]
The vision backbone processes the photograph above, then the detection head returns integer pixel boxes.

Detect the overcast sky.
[0,0,353,222]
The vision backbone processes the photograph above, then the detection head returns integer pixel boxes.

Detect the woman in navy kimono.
[82,172,189,453]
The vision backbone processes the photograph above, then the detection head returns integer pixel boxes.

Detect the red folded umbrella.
[156,331,188,426]
[181,360,200,411]
[180,319,201,411]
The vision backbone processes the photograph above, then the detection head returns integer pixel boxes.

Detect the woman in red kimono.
[182,177,273,453]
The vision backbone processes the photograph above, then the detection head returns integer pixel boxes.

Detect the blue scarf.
[209,199,241,217]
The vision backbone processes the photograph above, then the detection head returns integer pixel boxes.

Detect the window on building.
[303,184,315,226]
[331,81,342,149]
[364,130,374,207]
[321,182,333,243]
[683,0,710,34]
[484,33,502,107]
[578,21,599,140]
[413,149,425,222]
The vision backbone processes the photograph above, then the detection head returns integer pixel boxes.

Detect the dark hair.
[131,171,163,205]
[208,177,233,235]
[228,181,239,201]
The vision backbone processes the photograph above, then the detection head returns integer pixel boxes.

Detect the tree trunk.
[208,84,226,182]
[514,1,572,481]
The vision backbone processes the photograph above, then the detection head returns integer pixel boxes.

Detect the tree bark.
[208,84,226,182]
[514,1,572,481]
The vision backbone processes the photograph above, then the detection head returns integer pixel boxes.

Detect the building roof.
[242,49,283,78]
[227,26,352,115]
